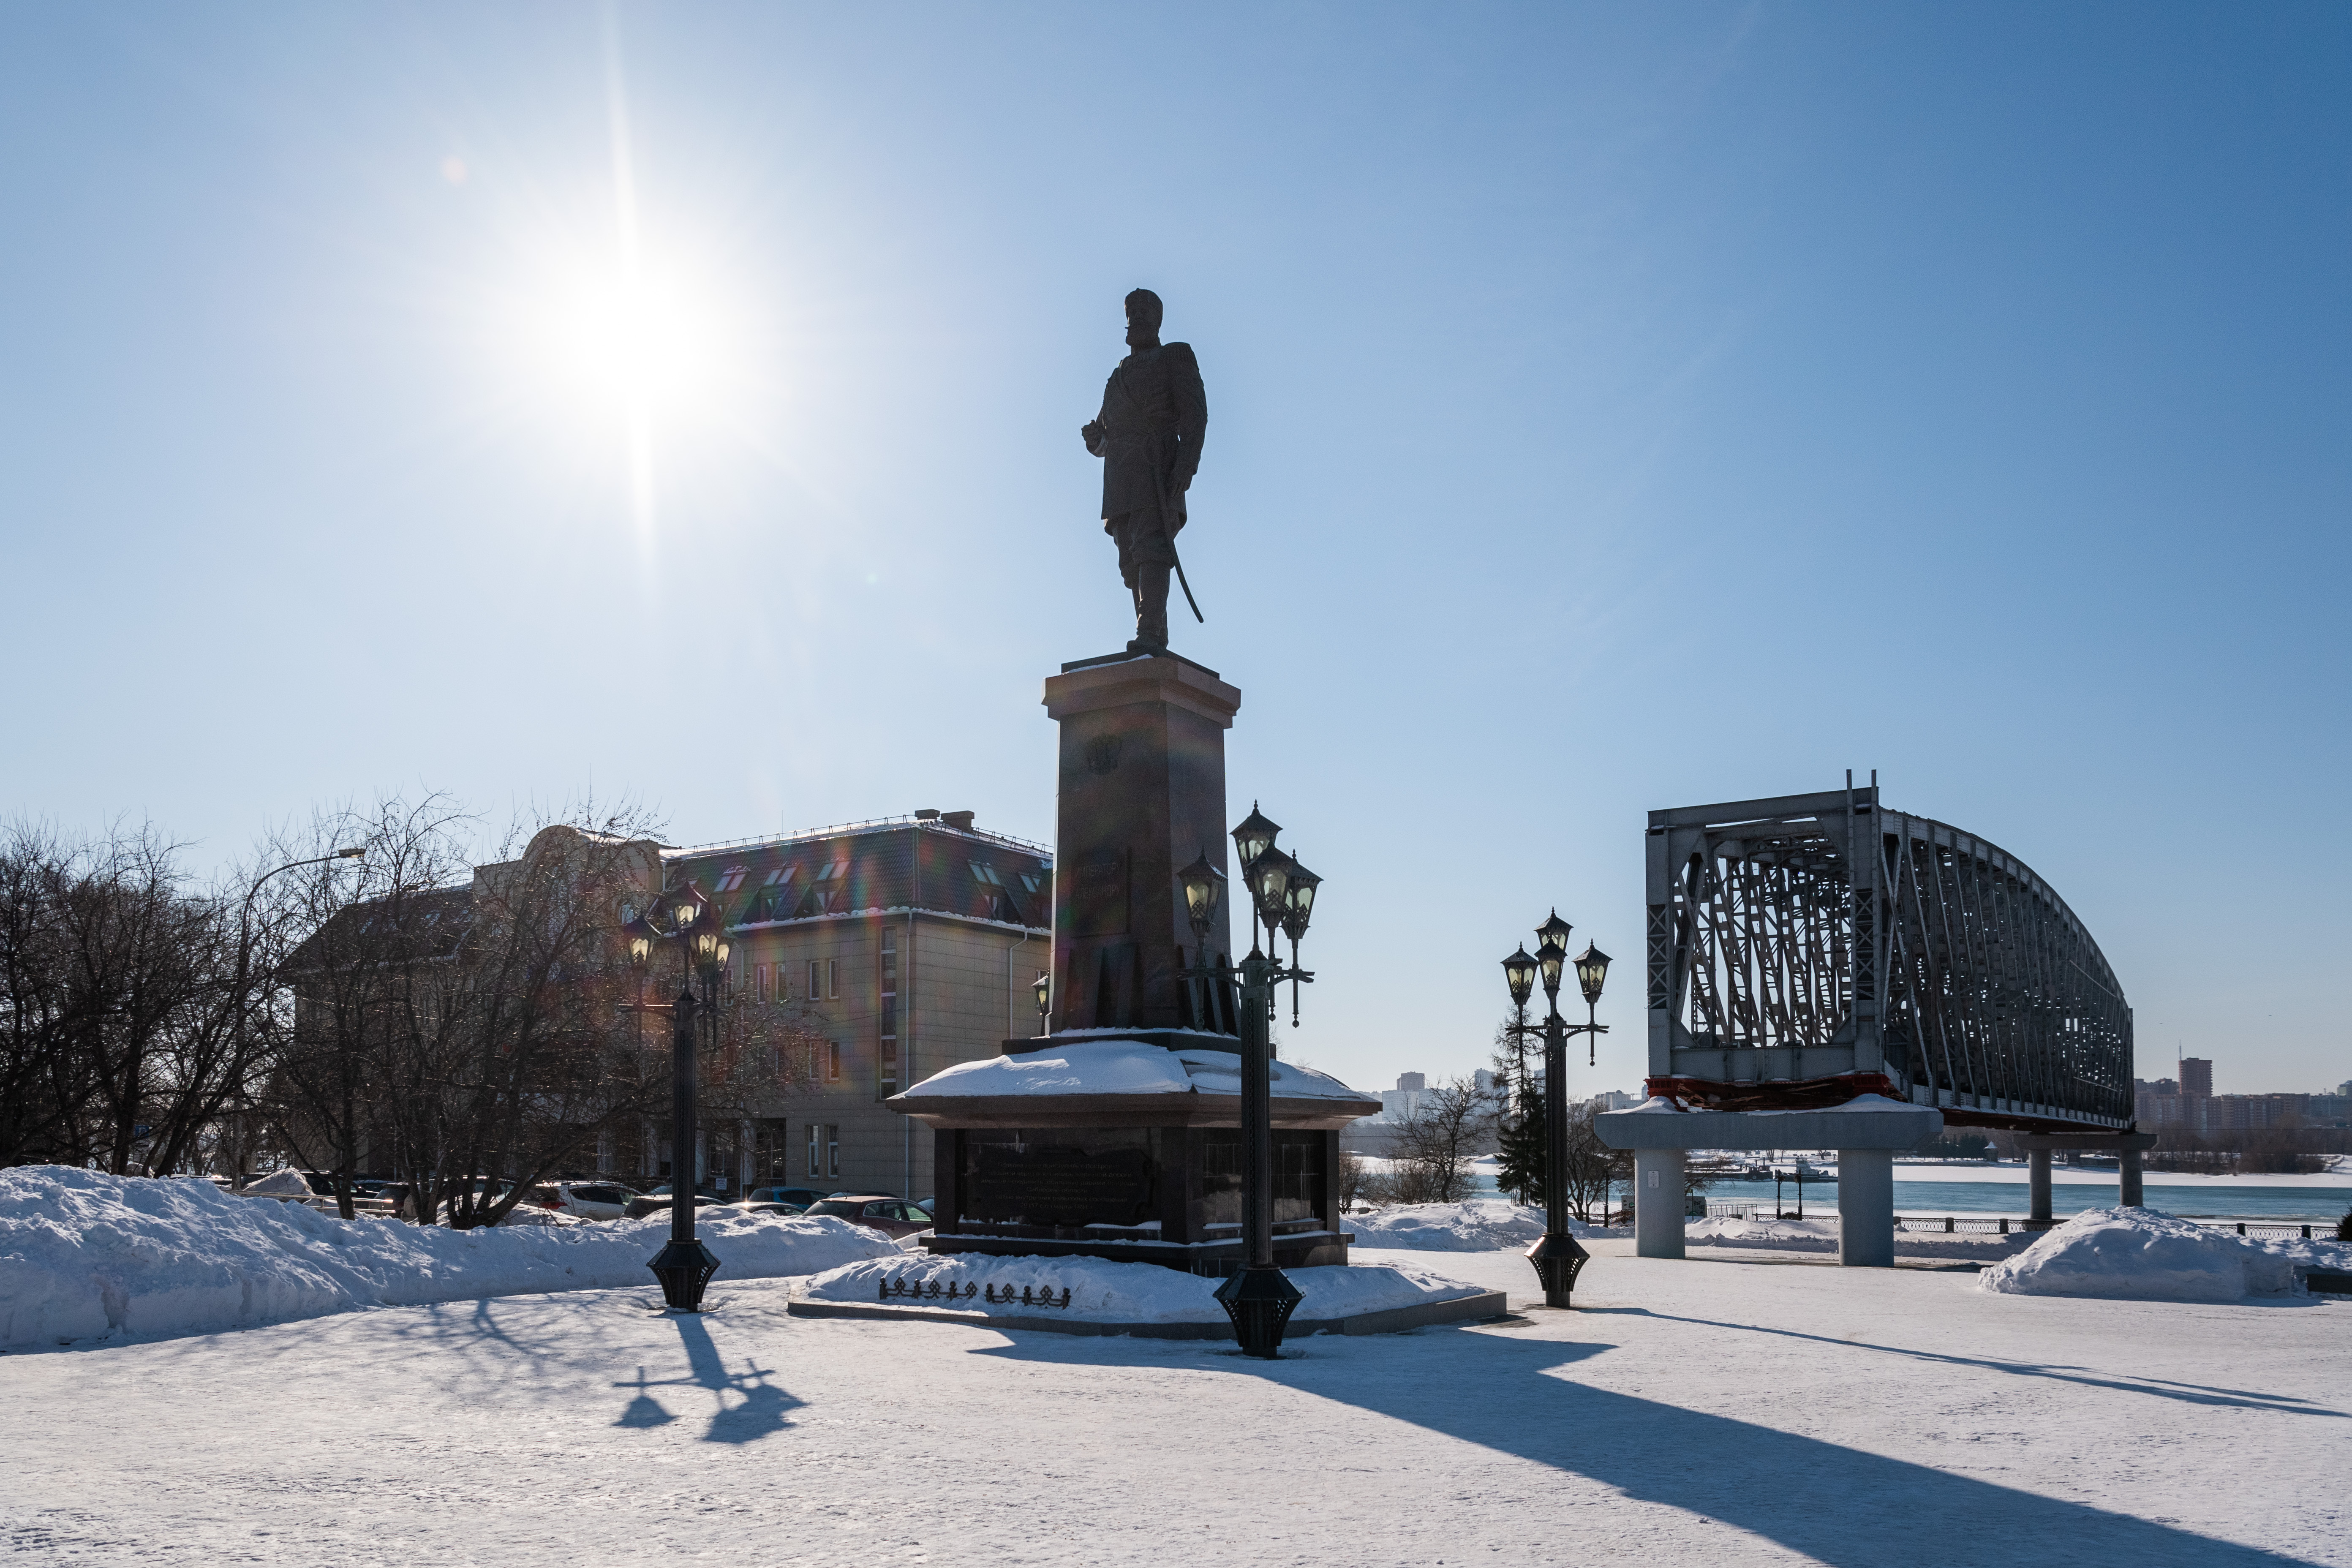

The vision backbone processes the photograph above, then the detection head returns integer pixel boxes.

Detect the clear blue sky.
[3,5,2344,1097]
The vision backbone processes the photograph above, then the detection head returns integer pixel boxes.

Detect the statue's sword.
[1170,540,1206,623]
[1155,462,1206,624]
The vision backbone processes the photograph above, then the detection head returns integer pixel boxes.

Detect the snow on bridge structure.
[1598,781,2136,1266]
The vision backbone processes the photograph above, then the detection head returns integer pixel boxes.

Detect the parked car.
[515,1181,638,1221]
[623,1187,729,1221]
[742,1186,830,1210]
[803,1195,934,1239]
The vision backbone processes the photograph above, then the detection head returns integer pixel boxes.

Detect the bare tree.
[265,799,688,1227]
[1385,1075,1500,1205]
[0,820,299,1178]
[1555,1101,1625,1222]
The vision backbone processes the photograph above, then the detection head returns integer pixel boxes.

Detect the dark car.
[803,1195,933,1239]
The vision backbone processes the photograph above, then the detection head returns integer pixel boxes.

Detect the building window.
[827,1124,840,1179]
[826,1040,841,1082]
[969,863,1002,886]
[715,866,749,893]
[754,963,768,1003]
[807,960,820,1001]
[753,1120,789,1183]
[879,931,899,1095]
[763,866,796,887]
[806,1123,821,1177]
[827,958,838,999]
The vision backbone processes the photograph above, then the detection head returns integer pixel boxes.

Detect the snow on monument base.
[789,1251,1504,1338]
[1981,1206,2304,1302]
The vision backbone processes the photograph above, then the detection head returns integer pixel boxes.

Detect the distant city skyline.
[2,5,2344,1095]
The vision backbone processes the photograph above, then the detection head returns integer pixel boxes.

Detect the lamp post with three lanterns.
[1501,912,1611,1308]
[1176,804,1321,1358]
[623,880,732,1312]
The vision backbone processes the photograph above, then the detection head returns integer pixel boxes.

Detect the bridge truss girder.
[1644,785,2131,1132]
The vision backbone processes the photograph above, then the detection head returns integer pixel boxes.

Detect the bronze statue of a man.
[1082,289,1206,652]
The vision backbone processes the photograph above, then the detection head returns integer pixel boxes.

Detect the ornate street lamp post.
[625,879,730,1312]
[1503,909,1609,1309]
[1178,806,1320,1358]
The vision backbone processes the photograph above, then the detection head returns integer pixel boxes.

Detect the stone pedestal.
[1042,652,1241,1035]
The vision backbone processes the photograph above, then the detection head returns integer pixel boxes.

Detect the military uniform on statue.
[1081,288,1207,652]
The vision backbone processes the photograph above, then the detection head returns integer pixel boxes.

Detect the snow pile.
[0,1166,900,1350]
[1982,1206,2312,1301]
[1342,1198,1576,1251]
[1688,1214,1842,1247]
[800,1251,1484,1324]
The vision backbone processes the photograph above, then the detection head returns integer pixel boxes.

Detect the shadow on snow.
[970,1327,2326,1568]
[608,1313,803,1444]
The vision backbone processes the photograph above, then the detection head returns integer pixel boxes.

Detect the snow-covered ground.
[5,1232,2346,1565]
[0,1167,898,1350]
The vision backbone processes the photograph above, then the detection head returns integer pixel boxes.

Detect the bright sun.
[535,260,728,415]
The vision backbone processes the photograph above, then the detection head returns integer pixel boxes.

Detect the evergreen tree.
[1495,1080,1545,1205]
[1490,1011,1544,1205]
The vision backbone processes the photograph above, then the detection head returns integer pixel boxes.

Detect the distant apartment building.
[1379,1075,1426,1123]
[2132,1068,2346,1135]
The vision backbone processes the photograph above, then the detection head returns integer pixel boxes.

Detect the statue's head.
[1124,289,1162,350]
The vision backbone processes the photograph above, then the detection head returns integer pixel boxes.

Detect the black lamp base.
[1525,1231,1590,1308]
[1214,1265,1304,1358]
[648,1239,721,1312]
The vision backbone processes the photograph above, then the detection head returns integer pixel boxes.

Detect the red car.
[804,1195,933,1239]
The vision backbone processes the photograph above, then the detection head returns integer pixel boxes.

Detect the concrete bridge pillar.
[2120,1146,2144,1207]
[1633,1149,1686,1259]
[1836,1149,1895,1266]
[2026,1146,2055,1230]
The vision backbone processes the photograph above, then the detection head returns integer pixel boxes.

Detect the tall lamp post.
[1502,910,1610,1309]
[624,879,731,1312]
[1179,807,1320,1358]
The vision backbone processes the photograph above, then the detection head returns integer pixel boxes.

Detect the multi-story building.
[278,811,1051,1206]
[2129,1070,2345,1136]
[2179,1057,2213,1097]
[662,810,1051,1202]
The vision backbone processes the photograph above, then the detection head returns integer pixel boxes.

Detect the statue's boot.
[1134,562,1171,651]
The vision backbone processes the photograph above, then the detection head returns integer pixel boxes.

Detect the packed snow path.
[5,1242,2346,1566]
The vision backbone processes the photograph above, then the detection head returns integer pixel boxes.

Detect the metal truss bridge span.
[1645,784,2130,1132]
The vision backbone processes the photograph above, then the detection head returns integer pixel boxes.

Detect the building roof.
[282,884,477,973]
[664,817,1052,934]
